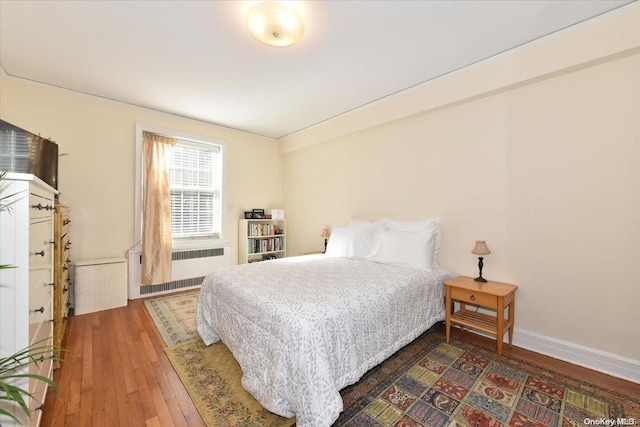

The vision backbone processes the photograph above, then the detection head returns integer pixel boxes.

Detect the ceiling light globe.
[246,1,304,47]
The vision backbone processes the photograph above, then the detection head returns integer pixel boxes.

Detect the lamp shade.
[471,240,491,256]
[246,1,304,47]
[320,228,331,238]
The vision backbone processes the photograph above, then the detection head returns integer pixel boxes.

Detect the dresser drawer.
[60,258,71,283]
[61,268,71,296]
[30,304,53,350]
[29,192,55,221]
[29,364,50,406]
[29,269,53,320]
[61,284,70,307]
[28,356,52,427]
[29,294,53,340]
[451,286,497,309]
[60,282,71,320]
[30,267,54,290]
[28,333,53,378]
[29,218,54,268]
[61,232,71,254]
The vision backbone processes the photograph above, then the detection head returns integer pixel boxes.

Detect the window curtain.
[141,131,176,285]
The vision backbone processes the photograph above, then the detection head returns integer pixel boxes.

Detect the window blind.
[169,140,222,238]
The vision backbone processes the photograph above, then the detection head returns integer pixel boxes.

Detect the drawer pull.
[48,282,55,287]
[37,355,45,363]
[31,203,54,211]
[63,287,69,293]
[65,242,72,249]
[63,265,69,271]
[470,294,476,301]
[35,404,44,412]
[34,250,45,257]
[33,306,45,313]
[63,219,71,225]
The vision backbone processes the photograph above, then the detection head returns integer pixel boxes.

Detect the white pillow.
[384,218,441,262]
[347,217,387,229]
[369,229,436,270]
[347,217,387,258]
[324,226,381,260]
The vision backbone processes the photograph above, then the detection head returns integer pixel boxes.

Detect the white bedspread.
[195,255,445,426]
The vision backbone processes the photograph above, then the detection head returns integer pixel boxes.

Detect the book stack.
[247,237,284,254]
[248,223,280,236]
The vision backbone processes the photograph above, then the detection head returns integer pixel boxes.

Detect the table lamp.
[471,240,491,282]
[321,228,331,253]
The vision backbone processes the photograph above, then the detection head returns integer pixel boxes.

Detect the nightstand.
[444,276,517,361]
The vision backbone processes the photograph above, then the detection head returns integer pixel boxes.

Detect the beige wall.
[0,73,283,265]
[282,7,640,360]
[1,4,637,365]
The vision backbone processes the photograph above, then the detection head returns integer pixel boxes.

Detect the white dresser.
[0,173,56,427]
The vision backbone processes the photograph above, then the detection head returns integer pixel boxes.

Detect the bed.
[196,218,446,426]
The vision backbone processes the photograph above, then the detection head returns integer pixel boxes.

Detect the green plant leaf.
[0,339,66,422]
[0,381,31,417]
[0,406,22,423]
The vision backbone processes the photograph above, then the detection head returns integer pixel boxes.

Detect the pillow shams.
[369,228,436,270]
[347,217,387,229]
[324,226,382,260]
[326,217,441,265]
[348,218,387,259]
[385,218,441,261]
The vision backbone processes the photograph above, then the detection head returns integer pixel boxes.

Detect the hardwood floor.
[41,298,640,426]
[41,297,205,427]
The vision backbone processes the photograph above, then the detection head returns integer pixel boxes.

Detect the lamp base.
[474,256,487,283]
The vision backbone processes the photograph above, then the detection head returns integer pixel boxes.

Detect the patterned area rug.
[166,338,295,427]
[335,334,640,426]
[144,291,199,346]
[148,292,640,426]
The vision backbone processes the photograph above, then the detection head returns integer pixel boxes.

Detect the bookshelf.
[238,218,286,264]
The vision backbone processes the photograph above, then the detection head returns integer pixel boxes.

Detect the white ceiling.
[0,0,633,139]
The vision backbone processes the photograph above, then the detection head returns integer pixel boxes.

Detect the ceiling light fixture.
[246,1,304,47]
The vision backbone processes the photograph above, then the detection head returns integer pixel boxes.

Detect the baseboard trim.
[512,328,640,384]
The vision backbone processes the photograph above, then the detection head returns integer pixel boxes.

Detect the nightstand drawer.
[451,287,497,309]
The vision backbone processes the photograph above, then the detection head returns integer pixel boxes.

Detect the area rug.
[334,334,640,426]
[152,292,639,426]
[165,338,295,427]
[144,291,199,346]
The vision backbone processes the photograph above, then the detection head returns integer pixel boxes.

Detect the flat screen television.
[0,120,58,189]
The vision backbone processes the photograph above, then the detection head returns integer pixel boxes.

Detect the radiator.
[74,258,128,315]
[127,245,231,299]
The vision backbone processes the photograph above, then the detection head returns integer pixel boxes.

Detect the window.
[134,124,226,248]
[0,127,31,172]
[169,140,222,239]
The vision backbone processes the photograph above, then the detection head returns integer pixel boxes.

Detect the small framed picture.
[252,209,264,219]
[244,211,253,219]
